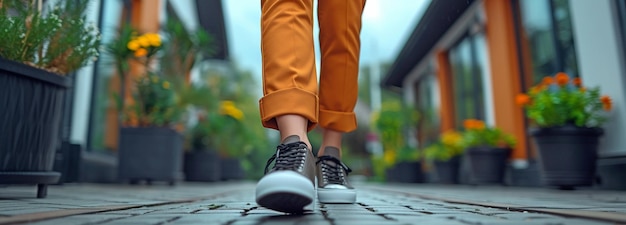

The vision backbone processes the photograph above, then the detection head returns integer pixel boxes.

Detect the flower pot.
[466,147,511,184]
[220,157,245,180]
[184,150,221,182]
[434,156,461,184]
[118,127,184,185]
[385,161,424,183]
[530,125,603,189]
[0,58,69,198]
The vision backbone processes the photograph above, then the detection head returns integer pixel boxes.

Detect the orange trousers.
[259,0,366,133]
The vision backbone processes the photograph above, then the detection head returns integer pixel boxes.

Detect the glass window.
[449,33,486,129]
[414,73,440,148]
[515,0,579,87]
[88,0,125,152]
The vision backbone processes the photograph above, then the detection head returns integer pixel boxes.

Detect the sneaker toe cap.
[321,184,351,189]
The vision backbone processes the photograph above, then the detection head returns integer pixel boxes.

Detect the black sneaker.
[316,147,356,203]
[255,135,316,213]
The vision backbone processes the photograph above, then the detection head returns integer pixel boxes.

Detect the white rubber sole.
[317,188,357,204]
[255,171,315,213]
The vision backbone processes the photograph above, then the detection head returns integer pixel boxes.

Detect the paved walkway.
[1,181,625,225]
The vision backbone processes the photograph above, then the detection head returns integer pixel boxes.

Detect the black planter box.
[531,126,603,189]
[433,156,461,184]
[0,58,69,198]
[220,157,245,180]
[385,161,424,183]
[466,147,511,185]
[184,150,221,182]
[118,127,184,184]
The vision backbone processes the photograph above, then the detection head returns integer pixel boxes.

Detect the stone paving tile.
[3,182,625,225]
[25,214,133,225]
[0,207,72,216]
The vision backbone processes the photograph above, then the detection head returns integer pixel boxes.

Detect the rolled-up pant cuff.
[259,88,319,131]
[319,109,357,132]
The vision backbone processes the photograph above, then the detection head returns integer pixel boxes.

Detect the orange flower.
[529,85,545,94]
[572,77,582,87]
[134,48,148,57]
[464,119,485,130]
[580,87,587,93]
[601,95,612,111]
[516,94,531,106]
[542,76,554,86]
[127,111,139,127]
[555,72,569,86]
[463,120,474,129]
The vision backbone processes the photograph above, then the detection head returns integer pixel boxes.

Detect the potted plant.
[177,82,221,182]
[212,100,247,180]
[0,0,100,198]
[516,72,611,189]
[373,100,422,183]
[385,146,424,183]
[461,119,516,185]
[107,10,218,183]
[183,111,221,182]
[424,130,464,184]
[117,72,184,185]
[107,29,186,185]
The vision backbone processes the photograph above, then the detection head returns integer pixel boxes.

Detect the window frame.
[87,0,130,152]
[413,72,440,148]
[448,30,487,130]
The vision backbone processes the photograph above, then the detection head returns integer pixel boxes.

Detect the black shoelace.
[316,155,352,184]
[263,142,308,174]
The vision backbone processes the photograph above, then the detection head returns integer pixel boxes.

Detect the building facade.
[383,0,626,188]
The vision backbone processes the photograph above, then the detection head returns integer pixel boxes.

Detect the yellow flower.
[383,149,396,166]
[162,81,170,89]
[146,33,161,47]
[127,40,140,51]
[219,101,244,120]
[441,130,462,147]
[137,35,151,47]
[134,48,147,57]
[221,101,235,108]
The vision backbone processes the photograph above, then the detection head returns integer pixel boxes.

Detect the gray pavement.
[1,181,625,225]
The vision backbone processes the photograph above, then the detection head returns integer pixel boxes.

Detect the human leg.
[317,129,342,157]
[255,0,318,213]
[316,0,366,204]
[317,0,365,134]
[259,0,319,133]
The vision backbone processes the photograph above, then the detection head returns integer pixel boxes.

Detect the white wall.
[571,0,626,156]
[70,0,101,145]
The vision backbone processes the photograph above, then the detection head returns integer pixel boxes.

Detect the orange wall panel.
[483,0,528,159]
[436,50,455,133]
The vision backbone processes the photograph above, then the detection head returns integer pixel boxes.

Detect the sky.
[221,0,431,78]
